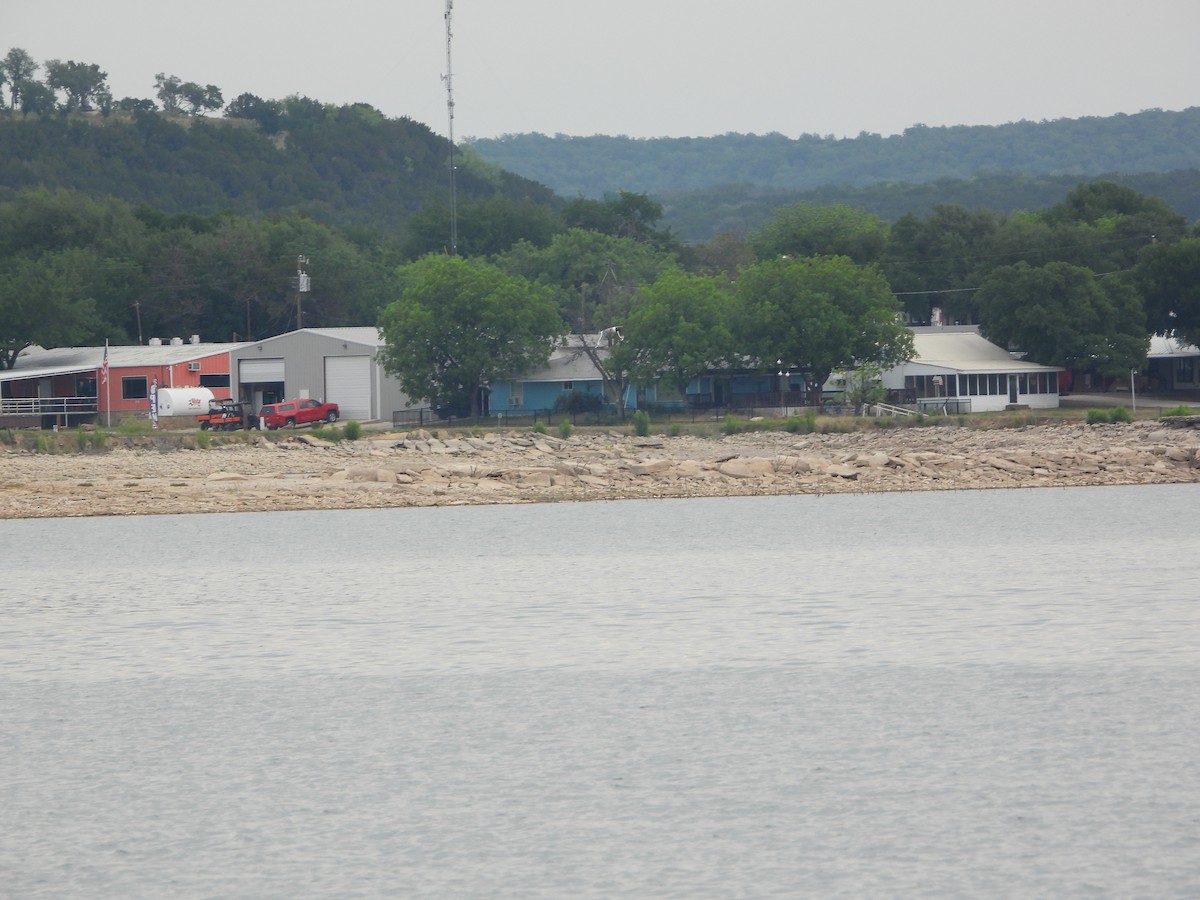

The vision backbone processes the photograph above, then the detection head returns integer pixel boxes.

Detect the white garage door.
[239,358,285,382]
[324,356,372,420]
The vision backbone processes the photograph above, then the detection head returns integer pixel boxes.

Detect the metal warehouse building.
[230,327,412,422]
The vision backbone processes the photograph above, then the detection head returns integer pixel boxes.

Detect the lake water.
[3,485,1200,897]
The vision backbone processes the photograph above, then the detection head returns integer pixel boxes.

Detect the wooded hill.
[0,103,558,234]
[467,108,1200,242]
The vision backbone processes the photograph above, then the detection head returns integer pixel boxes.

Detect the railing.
[1,397,98,416]
[871,402,916,417]
[915,397,972,414]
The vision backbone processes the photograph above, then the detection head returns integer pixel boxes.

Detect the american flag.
[100,341,109,386]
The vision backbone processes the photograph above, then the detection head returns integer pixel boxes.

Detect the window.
[121,376,148,400]
[562,381,574,390]
[1176,358,1196,384]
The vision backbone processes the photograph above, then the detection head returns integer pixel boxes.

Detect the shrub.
[1163,405,1192,417]
[1086,409,1108,424]
[532,421,548,435]
[668,422,682,437]
[553,391,604,414]
[1108,405,1132,423]
[34,433,53,454]
[195,430,211,449]
[343,420,362,441]
[721,414,740,435]
[632,409,650,436]
[557,419,573,439]
[784,413,817,434]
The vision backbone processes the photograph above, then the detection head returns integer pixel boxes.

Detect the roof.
[0,342,245,383]
[244,327,384,351]
[297,327,384,348]
[511,334,611,384]
[1148,334,1200,359]
[905,329,1061,374]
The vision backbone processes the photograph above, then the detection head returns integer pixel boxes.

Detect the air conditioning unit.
[509,397,521,406]
[187,362,201,371]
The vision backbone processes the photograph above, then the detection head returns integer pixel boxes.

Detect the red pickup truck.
[258,398,339,429]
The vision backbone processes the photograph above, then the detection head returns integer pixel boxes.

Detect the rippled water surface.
[3,485,1200,897]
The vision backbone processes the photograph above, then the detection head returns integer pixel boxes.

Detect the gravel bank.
[2,421,1199,519]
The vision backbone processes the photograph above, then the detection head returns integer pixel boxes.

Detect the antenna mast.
[444,0,458,256]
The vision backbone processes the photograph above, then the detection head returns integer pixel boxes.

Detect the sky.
[10,1,1200,141]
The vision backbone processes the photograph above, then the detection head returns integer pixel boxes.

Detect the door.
[324,356,372,420]
[1008,374,1018,404]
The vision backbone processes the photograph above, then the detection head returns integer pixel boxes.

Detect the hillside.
[467,108,1200,241]
[467,108,1200,198]
[0,105,559,234]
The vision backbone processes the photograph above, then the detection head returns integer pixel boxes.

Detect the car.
[258,398,339,429]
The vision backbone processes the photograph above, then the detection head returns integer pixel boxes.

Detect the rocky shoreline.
[2,420,1199,519]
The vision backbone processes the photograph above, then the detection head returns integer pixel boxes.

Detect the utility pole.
[443,0,458,256]
[295,255,310,330]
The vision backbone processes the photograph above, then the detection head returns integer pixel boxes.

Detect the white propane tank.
[157,387,216,417]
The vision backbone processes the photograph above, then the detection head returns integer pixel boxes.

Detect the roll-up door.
[324,356,371,420]
[239,358,286,382]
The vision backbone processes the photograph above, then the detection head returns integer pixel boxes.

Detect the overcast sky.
[11,1,1199,140]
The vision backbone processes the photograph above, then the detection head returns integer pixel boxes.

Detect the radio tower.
[444,0,458,256]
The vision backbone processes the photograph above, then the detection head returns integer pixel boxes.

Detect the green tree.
[830,362,886,415]
[561,190,679,252]
[154,73,183,113]
[976,261,1147,376]
[179,82,223,116]
[377,256,563,416]
[747,202,889,265]
[1135,237,1200,346]
[43,59,109,112]
[624,268,735,394]
[735,256,913,402]
[495,228,677,330]
[0,250,101,368]
[224,92,284,132]
[0,48,38,110]
[880,204,999,322]
[400,194,561,259]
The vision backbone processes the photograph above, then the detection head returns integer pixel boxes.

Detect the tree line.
[466,108,1200,199]
[377,182,1200,414]
[4,181,1199,409]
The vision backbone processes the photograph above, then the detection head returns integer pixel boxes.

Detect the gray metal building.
[230,327,412,422]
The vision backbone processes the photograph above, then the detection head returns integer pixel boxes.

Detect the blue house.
[490,333,664,413]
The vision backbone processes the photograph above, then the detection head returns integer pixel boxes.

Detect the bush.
[1087,407,1132,424]
[632,409,650,436]
[553,391,604,414]
[721,414,740,435]
[557,419,573,439]
[1162,405,1192,417]
[343,420,362,441]
[668,422,682,437]
[784,413,817,434]
[195,430,211,449]
[532,421,548,435]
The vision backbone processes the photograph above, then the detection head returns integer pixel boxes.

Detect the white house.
[883,326,1062,413]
